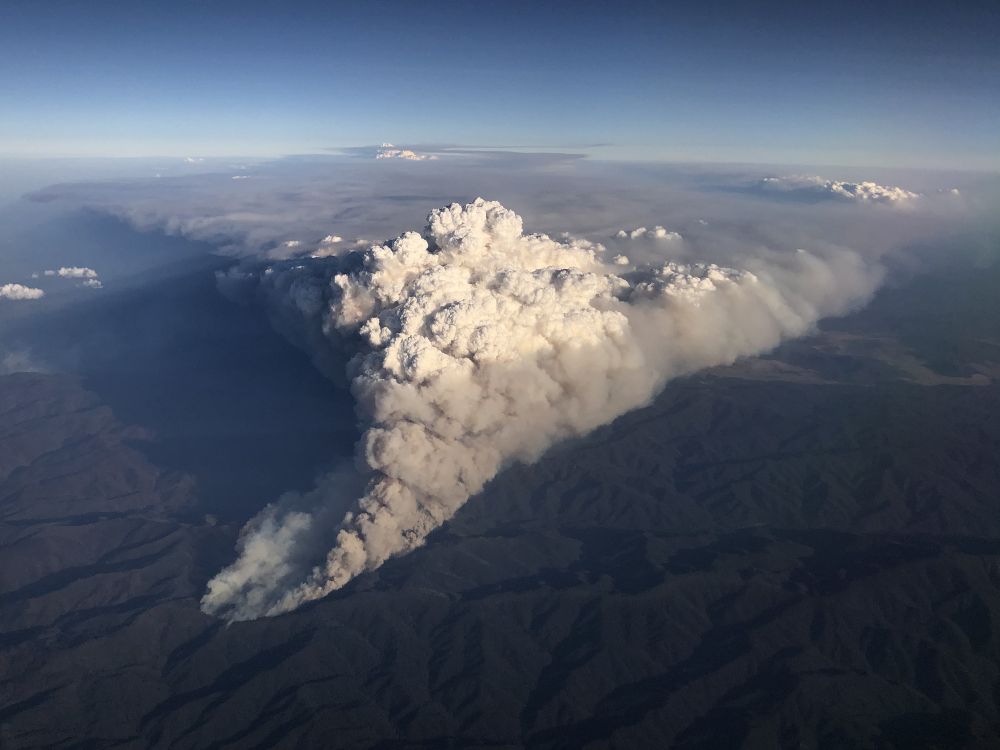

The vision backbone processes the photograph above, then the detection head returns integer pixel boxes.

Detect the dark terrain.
[1,244,1000,749]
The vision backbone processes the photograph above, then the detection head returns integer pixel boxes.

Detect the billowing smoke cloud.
[0,283,45,300]
[202,198,882,621]
[755,175,920,204]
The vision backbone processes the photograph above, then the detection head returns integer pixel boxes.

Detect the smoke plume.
[202,198,882,621]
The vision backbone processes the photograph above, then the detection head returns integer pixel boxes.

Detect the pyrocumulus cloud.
[202,198,882,621]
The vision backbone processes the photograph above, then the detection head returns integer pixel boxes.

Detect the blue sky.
[1,0,997,168]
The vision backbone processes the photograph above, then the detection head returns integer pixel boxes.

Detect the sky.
[0,0,998,169]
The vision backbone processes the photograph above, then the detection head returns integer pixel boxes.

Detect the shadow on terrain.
[0,213,356,522]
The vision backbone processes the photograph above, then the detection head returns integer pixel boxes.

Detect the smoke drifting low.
[202,198,882,622]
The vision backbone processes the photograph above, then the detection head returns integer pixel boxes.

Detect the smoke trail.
[202,199,881,621]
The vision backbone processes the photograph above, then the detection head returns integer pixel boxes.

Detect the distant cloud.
[309,234,345,258]
[616,225,682,241]
[376,143,437,161]
[0,348,46,374]
[0,283,45,300]
[34,266,103,290]
[52,266,99,279]
[231,175,251,180]
[27,155,977,268]
[754,175,920,204]
[184,157,205,164]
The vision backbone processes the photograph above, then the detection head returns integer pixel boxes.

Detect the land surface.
[1,250,999,749]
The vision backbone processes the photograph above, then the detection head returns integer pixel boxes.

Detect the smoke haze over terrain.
[6,154,999,622]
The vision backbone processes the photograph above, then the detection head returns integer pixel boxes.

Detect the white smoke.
[0,283,45,300]
[202,198,883,622]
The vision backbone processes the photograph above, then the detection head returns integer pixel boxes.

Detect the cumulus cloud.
[52,266,99,279]
[616,225,682,241]
[202,198,881,621]
[34,266,103,290]
[376,143,437,161]
[308,235,346,259]
[0,283,45,300]
[755,175,920,204]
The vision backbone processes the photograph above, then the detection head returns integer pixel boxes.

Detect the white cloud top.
[376,143,436,161]
[53,266,99,279]
[34,267,103,290]
[616,225,682,240]
[757,175,920,204]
